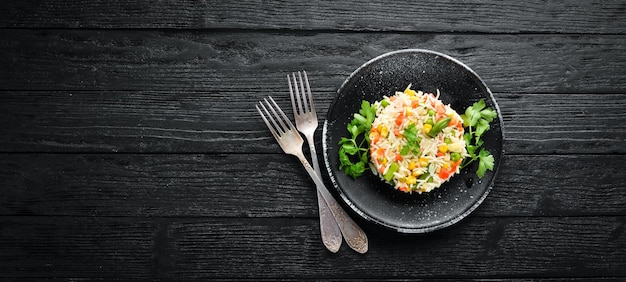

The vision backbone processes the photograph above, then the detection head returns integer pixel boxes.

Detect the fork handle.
[296,153,368,254]
[304,135,342,252]
[304,134,321,174]
[316,191,342,253]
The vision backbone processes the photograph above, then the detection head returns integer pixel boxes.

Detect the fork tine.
[287,74,300,116]
[267,96,298,132]
[291,72,304,114]
[297,71,309,113]
[302,70,315,114]
[262,97,287,135]
[256,103,281,141]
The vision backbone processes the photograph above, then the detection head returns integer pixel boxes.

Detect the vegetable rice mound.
[369,85,468,193]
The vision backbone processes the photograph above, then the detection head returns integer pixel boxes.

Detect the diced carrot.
[395,112,404,126]
[411,99,420,108]
[394,129,402,137]
[449,116,458,128]
[450,116,464,132]
[395,154,403,161]
[399,186,410,192]
[457,122,464,131]
[438,168,452,180]
[436,151,445,157]
[372,135,380,144]
[452,159,462,171]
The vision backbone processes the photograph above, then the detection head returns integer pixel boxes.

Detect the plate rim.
[322,48,504,233]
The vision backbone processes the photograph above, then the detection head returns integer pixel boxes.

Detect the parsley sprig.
[460,99,498,178]
[338,101,377,179]
[400,123,420,156]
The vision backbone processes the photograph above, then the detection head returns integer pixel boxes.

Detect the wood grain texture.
[0,1,625,34]
[2,1,625,279]
[1,30,625,93]
[0,216,623,279]
[1,154,624,218]
[1,91,624,154]
[0,216,155,278]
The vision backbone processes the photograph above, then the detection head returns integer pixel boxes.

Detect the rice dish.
[369,86,467,193]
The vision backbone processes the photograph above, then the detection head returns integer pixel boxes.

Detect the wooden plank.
[1,30,625,93]
[0,216,623,279]
[1,91,624,154]
[1,154,624,218]
[0,1,625,34]
[0,216,155,278]
[165,217,626,279]
[497,93,626,154]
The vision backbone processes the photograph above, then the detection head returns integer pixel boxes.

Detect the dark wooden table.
[1,1,625,280]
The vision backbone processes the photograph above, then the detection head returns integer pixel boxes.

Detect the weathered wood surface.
[1,0,625,280]
[0,216,624,279]
[1,1,625,34]
[1,154,625,218]
[1,91,624,154]
[1,31,625,93]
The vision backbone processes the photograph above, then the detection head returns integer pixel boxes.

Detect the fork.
[288,71,342,253]
[256,97,368,254]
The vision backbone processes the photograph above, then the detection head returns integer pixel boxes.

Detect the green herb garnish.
[460,99,498,178]
[400,123,420,156]
[338,100,376,179]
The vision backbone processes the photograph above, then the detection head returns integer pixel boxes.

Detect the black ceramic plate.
[322,49,503,233]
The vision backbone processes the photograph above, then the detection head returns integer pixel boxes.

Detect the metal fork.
[256,97,368,254]
[288,71,342,253]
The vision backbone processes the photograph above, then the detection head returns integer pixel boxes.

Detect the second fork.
[288,71,343,253]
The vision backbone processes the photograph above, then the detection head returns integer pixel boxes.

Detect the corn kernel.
[380,125,388,138]
[442,162,450,169]
[382,158,388,165]
[404,88,417,96]
[438,144,448,153]
[407,175,417,185]
[448,142,462,152]
[423,124,432,134]
[408,161,417,170]
[419,157,429,167]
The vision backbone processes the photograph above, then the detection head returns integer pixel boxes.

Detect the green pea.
[381,98,390,108]
[450,152,461,161]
